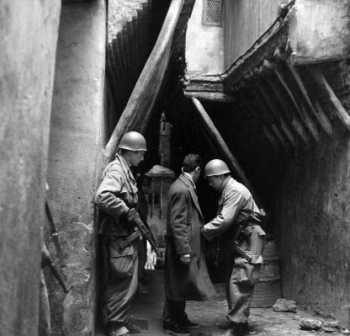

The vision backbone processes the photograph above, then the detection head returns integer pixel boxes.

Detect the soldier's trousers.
[224,224,265,324]
[102,236,139,329]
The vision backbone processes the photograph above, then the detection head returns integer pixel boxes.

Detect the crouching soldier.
[95,131,157,336]
[202,159,266,336]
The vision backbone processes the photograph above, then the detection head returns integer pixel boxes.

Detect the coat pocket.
[109,239,136,279]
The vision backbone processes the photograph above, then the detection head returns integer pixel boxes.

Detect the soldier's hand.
[144,241,157,270]
[179,254,191,265]
[126,208,141,224]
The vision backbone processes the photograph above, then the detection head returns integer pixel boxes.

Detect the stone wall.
[276,63,350,326]
[47,1,106,335]
[0,1,61,336]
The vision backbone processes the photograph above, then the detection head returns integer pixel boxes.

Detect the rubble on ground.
[273,298,297,313]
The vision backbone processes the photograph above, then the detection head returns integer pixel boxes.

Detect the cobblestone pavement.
[98,270,344,336]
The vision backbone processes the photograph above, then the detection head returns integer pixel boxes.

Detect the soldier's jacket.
[203,177,265,241]
[95,154,138,237]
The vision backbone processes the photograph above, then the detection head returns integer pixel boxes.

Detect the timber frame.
[184,0,350,155]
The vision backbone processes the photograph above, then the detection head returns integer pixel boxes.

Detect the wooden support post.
[262,126,281,152]
[267,76,310,146]
[309,68,350,132]
[273,65,320,142]
[261,62,310,147]
[104,0,185,161]
[255,84,297,150]
[261,74,306,148]
[191,97,254,192]
[239,89,286,152]
[239,95,280,152]
[286,63,333,135]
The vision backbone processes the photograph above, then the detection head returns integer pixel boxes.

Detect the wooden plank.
[309,68,350,132]
[262,125,280,153]
[263,75,310,147]
[184,90,235,103]
[261,75,303,147]
[286,62,332,135]
[191,97,254,193]
[255,85,297,150]
[240,89,289,152]
[273,64,320,142]
[105,0,185,161]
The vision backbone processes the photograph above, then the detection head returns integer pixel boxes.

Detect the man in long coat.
[163,154,216,334]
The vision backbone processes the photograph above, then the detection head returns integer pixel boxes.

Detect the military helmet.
[204,159,230,177]
[118,131,147,151]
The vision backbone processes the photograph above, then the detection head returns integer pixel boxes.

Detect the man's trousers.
[102,236,139,330]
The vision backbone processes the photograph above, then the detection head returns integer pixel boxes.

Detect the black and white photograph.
[1,0,350,336]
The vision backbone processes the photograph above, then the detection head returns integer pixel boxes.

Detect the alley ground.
[98,270,345,336]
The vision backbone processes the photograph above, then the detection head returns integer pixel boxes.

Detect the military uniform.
[95,154,140,335]
[203,177,265,325]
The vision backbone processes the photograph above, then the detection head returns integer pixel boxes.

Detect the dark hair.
[182,154,202,173]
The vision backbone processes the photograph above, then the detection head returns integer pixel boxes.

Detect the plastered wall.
[47,1,106,335]
[0,1,61,335]
[276,64,350,326]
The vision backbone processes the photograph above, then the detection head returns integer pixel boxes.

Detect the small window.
[202,0,223,27]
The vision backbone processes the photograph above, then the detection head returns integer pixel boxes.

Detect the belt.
[118,231,142,250]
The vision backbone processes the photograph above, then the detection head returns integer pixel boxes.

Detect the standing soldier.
[95,131,157,336]
[163,154,216,335]
[202,159,266,336]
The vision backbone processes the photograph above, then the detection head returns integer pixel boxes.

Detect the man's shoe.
[163,321,190,335]
[217,320,235,330]
[124,321,141,334]
[181,316,200,328]
[232,322,249,336]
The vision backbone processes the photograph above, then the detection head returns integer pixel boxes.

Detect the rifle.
[44,201,69,293]
[45,201,63,258]
[127,208,158,254]
[41,243,69,293]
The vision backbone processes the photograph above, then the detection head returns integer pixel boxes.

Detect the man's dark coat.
[164,174,216,301]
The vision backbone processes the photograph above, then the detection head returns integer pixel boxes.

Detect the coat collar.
[179,174,203,219]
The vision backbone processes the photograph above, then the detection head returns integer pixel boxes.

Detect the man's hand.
[144,241,157,270]
[179,253,191,264]
[201,224,211,241]
[126,208,142,224]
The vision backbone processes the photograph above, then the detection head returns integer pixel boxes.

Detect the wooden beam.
[264,75,310,147]
[191,97,254,192]
[241,88,290,152]
[104,0,185,161]
[309,68,350,132]
[261,73,308,148]
[255,84,297,151]
[286,63,332,135]
[262,125,281,153]
[184,91,235,103]
[239,89,287,150]
[238,90,283,152]
[273,64,320,143]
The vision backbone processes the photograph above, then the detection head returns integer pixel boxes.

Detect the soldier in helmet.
[202,159,266,336]
[95,131,157,336]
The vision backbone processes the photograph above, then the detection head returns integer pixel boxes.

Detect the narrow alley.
[96,270,345,336]
[2,1,350,336]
